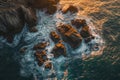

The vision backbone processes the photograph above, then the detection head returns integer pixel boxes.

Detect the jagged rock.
[57,23,82,49]
[71,19,94,43]
[62,5,78,14]
[80,26,92,38]
[0,1,37,42]
[51,41,66,58]
[31,0,59,14]
[45,62,52,69]
[71,19,87,29]
[35,50,48,66]
[80,26,95,43]
[19,47,27,53]
[50,31,61,43]
[33,42,48,50]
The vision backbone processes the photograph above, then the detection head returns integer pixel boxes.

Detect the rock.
[84,36,95,43]
[51,41,66,58]
[45,62,52,69]
[57,23,82,49]
[19,47,27,53]
[0,1,37,42]
[62,5,78,14]
[80,25,95,43]
[50,31,61,43]
[80,26,92,38]
[71,19,87,29]
[33,42,48,50]
[34,50,48,66]
[71,19,94,43]
[31,0,59,14]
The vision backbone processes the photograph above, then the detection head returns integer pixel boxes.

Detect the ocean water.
[0,0,120,80]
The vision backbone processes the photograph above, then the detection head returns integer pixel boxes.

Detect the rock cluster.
[0,0,60,43]
[31,0,60,14]
[71,19,95,43]
[57,23,82,49]
[35,50,48,66]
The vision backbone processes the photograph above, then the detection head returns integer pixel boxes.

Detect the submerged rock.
[57,23,82,49]
[61,5,78,14]
[19,47,27,53]
[50,31,61,43]
[35,50,48,66]
[51,41,66,58]
[33,42,48,50]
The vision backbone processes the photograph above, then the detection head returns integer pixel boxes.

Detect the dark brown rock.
[50,31,61,43]
[45,62,52,69]
[57,23,82,49]
[80,26,92,38]
[33,42,48,50]
[31,0,59,14]
[51,41,66,58]
[35,50,48,66]
[71,19,87,29]
[0,1,37,42]
[62,5,78,14]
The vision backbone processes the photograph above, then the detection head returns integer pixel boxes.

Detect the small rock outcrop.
[51,41,66,58]
[61,5,78,14]
[33,42,48,50]
[57,23,82,49]
[71,19,87,29]
[71,19,95,43]
[50,31,61,43]
[35,50,48,66]
[45,62,52,69]
[0,1,37,42]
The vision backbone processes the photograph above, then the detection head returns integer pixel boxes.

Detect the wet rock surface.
[0,0,37,42]
[44,62,52,69]
[57,23,82,49]
[34,50,48,66]
[71,19,87,29]
[0,0,60,43]
[71,18,95,43]
[61,5,78,14]
[50,31,61,43]
[51,41,66,58]
[33,42,48,50]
